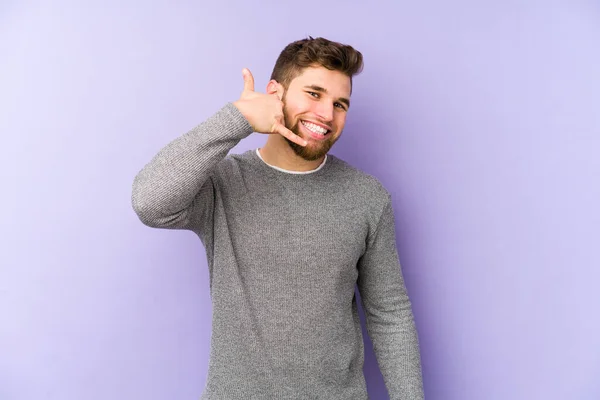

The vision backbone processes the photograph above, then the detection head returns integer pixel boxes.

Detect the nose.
[315,102,334,122]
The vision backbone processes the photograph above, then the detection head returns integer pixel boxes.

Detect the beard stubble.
[281,97,338,162]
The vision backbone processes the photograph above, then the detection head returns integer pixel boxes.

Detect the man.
[131,37,424,399]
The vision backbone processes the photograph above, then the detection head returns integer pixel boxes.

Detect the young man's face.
[279,66,352,161]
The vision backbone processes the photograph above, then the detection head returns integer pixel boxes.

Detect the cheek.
[290,93,314,109]
[284,98,308,116]
[297,99,315,114]
[334,114,347,130]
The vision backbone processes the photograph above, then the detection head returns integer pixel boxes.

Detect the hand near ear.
[233,68,307,147]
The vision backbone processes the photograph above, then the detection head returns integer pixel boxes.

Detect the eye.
[307,91,319,98]
[334,102,347,110]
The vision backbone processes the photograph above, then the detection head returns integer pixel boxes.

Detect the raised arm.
[131,102,252,232]
[131,68,306,234]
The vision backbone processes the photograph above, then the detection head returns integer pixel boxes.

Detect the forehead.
[289,66,352,97]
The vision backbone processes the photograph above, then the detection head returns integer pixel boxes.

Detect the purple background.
[2,1,599,399]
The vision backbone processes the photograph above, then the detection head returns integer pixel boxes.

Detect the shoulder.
[328,154,391,204]
[200,151,251,196]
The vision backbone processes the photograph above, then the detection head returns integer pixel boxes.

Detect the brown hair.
[270,36,364,91]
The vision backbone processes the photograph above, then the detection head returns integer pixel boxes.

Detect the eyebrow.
[303,85,351,108]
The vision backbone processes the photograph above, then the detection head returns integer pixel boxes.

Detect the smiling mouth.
[301,120,330,136]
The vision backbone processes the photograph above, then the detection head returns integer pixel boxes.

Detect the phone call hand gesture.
[233,68,307,147]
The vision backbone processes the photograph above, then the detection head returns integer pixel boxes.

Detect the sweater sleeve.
[131,102,253,236]
[356,195,424,400]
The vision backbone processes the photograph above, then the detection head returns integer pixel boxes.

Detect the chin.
[284,117,338,161]
[285,136,335,161]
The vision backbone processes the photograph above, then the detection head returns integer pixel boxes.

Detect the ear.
[266,79,284,100]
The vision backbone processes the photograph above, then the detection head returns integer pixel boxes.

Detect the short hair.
[270,36,364,91]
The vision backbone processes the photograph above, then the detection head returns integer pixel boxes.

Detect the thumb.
[242,68,255,92]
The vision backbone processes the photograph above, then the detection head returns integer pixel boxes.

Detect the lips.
[301,120,330,133]
[300,120,331,141]
[299,122,327,141]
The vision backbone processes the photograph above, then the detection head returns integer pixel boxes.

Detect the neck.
[259,135,326,172]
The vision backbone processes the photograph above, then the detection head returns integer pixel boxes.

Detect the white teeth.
[302,121,328,135]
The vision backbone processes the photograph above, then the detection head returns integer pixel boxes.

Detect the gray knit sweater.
[131,103,424,399]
